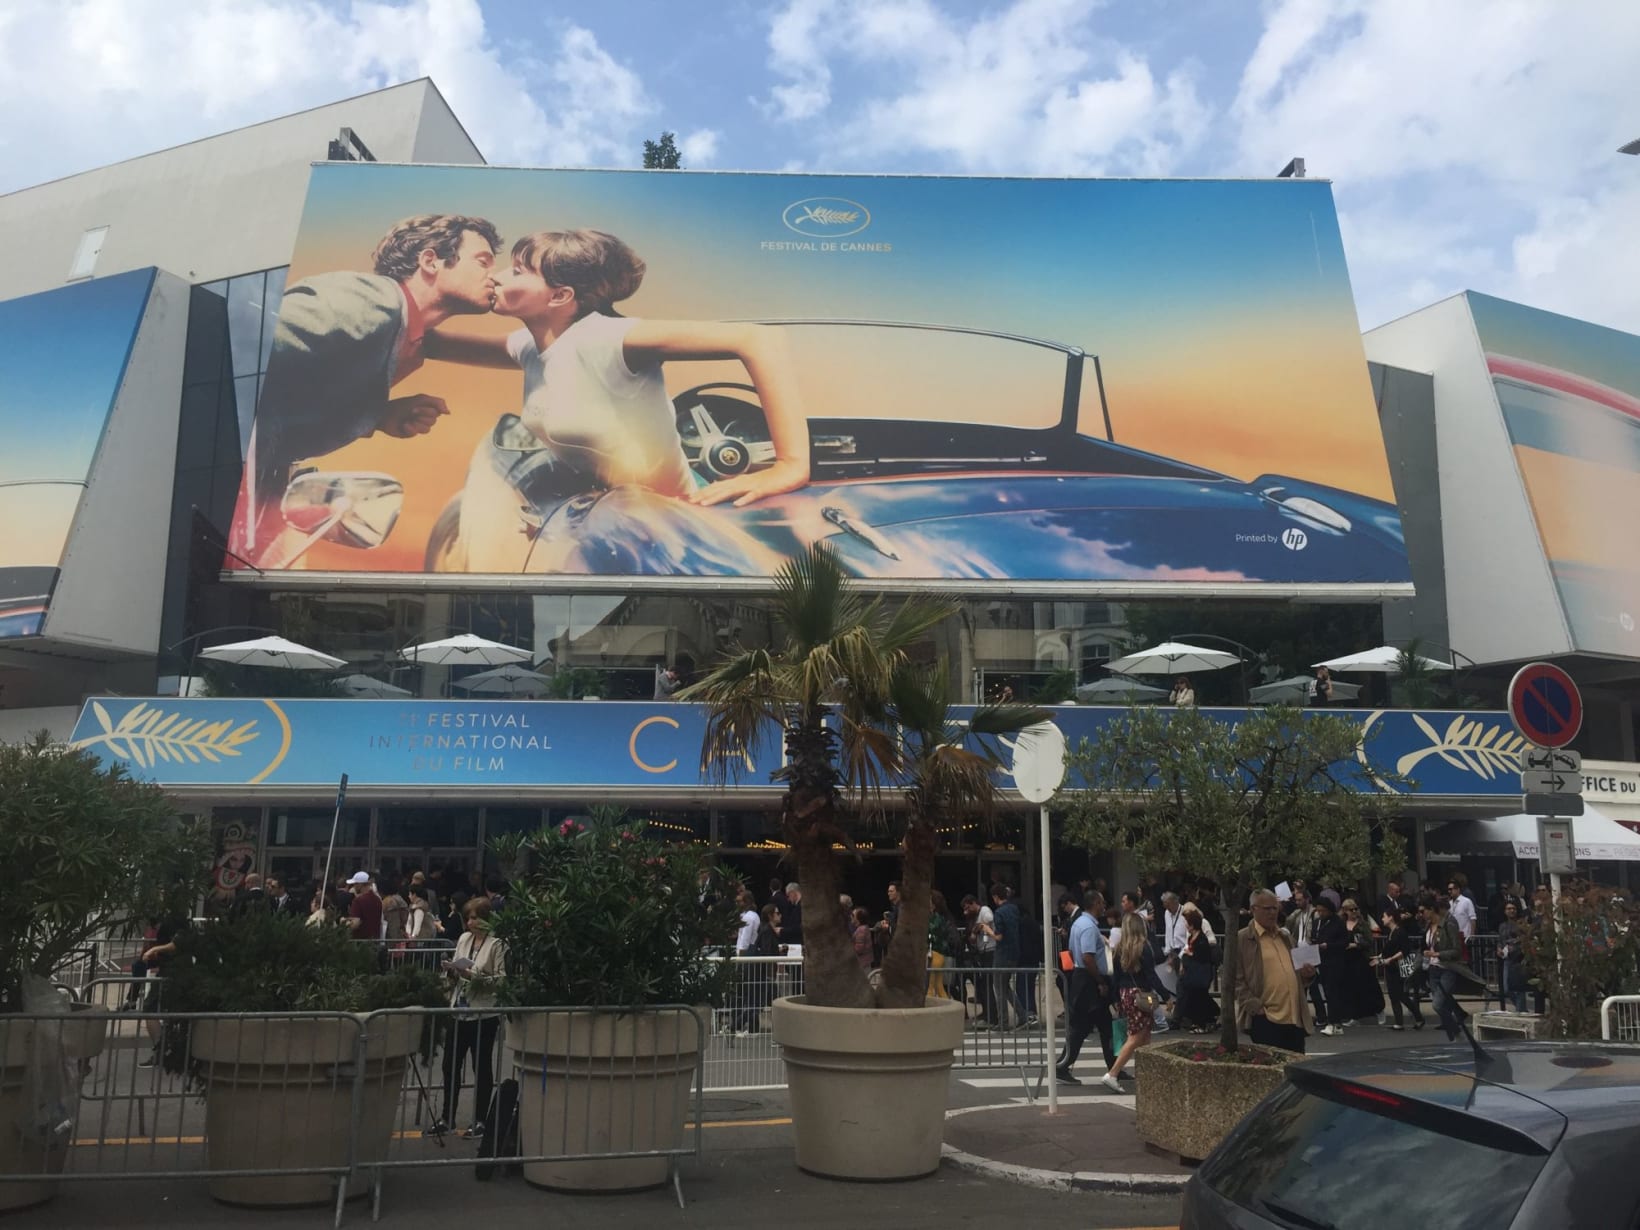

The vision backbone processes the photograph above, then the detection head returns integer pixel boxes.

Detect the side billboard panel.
[1469,293,1640,657]
[229,165,1406,588]
[0,269,156,637]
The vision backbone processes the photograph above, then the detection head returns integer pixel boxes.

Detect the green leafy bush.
[0,733,207,1009]
[1524,882,1640,1039]
[488,813,740,1008]
[165,912,444,1013]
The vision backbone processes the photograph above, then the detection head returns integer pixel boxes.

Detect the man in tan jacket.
[1236,889,1317,1053]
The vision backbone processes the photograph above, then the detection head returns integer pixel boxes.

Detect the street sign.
[1521,746,1581,774]
[1523,792,1586,817]
[1521,769,1581,795]
[1507,662,1583,749]
[1538,819,1576,875]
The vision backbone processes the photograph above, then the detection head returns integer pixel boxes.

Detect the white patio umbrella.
[1250,674,1363,705]
[196,635,345,671]
[336,673,411,698]
[398,633,531,667]
[1105,641,1242,676]
[1313,646,1454,673]
[1075,677,1170,703]
[453,664,553,695]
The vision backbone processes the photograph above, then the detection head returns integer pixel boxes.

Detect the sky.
[0,0,1636,333]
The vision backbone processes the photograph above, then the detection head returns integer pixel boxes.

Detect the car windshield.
[661,323,1072,432]
[1198,1082,1548,1229]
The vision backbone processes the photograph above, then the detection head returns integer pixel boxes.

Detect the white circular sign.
[1011,721,1067,803]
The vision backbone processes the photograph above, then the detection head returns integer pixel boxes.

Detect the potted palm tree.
[687,546,1042,1179]
[486,809,740,1193]
[0,734,204,1212]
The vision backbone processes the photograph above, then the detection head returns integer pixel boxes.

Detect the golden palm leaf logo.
[74,700,260,769]
[1396,714,1528,781]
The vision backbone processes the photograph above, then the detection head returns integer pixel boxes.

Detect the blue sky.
[0,0,1636,332]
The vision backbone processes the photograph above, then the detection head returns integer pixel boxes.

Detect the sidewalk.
[944,1096,1191,1193]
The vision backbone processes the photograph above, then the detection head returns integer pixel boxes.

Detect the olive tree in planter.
[686,546,1043,1180]
[1061,704,1406,1159]
[163,913,443,1208]
[486,813,740,1193]
[0,733,205,1212]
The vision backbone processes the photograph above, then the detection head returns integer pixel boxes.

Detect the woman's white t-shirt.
[507,314,693,497]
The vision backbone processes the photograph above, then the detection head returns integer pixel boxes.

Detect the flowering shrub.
[487,812,741,1009]
[1523,881,1640,1039]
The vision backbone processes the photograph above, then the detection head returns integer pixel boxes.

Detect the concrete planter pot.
[192,1014,418,1207]
[0,1007,110,1212]
[771,995,966,1181]
[1135,1041,1295,1162]
[511,1007,707,1193]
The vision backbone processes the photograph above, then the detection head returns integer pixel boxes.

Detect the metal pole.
[1041,803,1057,1115]
[320,774,350,905]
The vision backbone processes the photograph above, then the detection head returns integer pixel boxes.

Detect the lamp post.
[1165,632,1264,704]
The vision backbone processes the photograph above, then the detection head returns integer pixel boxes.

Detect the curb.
[940,1099,1191,1194]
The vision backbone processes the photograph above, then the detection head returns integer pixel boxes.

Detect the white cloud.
[0,0,657,190]
[1230,0,1640,331]
[758,0,1209,176]
[680,128,721,167]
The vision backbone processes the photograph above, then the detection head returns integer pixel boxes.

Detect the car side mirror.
[278,471,404,561]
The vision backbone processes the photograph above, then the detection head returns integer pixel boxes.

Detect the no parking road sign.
[1508,662,1583,750]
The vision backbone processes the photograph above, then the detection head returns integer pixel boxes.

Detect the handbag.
[1397,952,1426,980]
[1132,989,1160,1014]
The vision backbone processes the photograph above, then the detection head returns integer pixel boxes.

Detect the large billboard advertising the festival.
[228,164,1407,588]
[0,269,155,638]
[1470,292,1640,656]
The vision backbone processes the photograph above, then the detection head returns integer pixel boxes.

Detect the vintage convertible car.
[421,321,1410,584]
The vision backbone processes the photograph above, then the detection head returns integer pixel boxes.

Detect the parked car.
[425,321,1410,583]
[1182,1041,1640,1228]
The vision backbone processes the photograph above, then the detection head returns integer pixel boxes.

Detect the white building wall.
[0,79,483,301]
[1364,295,1572,665]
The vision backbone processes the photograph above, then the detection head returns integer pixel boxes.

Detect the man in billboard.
[249,213,502,510]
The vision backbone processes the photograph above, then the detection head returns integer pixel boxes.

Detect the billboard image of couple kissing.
[228,164,1408,588]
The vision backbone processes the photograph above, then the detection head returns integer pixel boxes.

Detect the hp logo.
[1281,528,1308,551]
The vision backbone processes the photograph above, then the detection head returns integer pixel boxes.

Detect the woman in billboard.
[427,227,811,508]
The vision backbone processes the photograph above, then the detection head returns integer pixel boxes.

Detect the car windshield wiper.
[1258,1198,1340,1230]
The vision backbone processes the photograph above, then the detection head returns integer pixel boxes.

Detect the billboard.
[229,164,1406,588]
[68,696,1520,800]
[1470,293,1640,656]
[0,269,156,638]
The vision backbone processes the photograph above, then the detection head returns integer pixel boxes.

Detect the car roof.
[1301,1041,1640,1130]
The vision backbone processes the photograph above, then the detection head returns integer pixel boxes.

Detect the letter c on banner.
[629,715,680,774]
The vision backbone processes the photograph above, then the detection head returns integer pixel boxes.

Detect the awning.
[1428,804,1640,862]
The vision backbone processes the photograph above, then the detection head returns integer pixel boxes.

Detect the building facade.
[4,83,1636,911]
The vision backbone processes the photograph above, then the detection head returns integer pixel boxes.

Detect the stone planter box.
[1135,1041,1295,1163]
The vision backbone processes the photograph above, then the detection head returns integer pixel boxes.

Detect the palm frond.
[967,702,1053,738]
[776,544,866,654]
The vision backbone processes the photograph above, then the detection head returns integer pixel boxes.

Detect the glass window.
[233,374,259,452]
[226,272,265,379]
[484,807,544,842]
[268,806,369,847]
[200,280,228,299]
[259,267,287,371]
[377,806,479,849]
[1198,1081,1548,1227]
[718,809,779,849]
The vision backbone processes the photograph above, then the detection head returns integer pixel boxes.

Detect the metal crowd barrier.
[0,996,707,1224]
[351,938,458,972]
[704,956,801,1091]
[1601,996,1640,1043]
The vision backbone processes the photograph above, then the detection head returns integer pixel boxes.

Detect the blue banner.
[64,697,1528,800]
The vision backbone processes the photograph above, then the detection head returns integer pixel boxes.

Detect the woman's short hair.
[463,897,492,922]
[512,228,645,316]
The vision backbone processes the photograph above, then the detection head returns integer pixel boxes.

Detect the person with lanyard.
[1055,891,1117,1083]
[435,898,506,1139]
